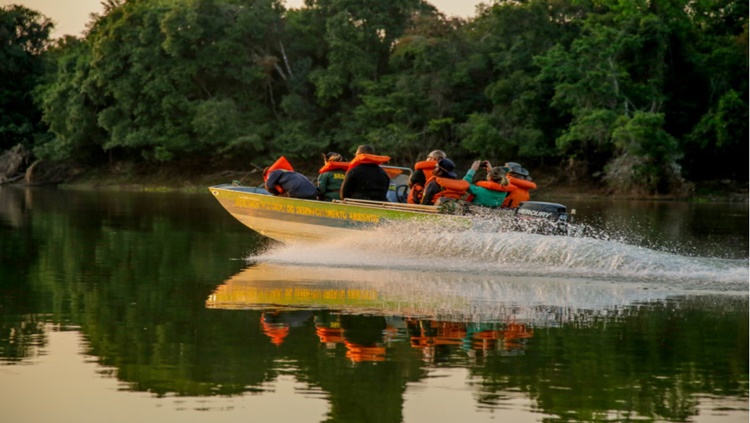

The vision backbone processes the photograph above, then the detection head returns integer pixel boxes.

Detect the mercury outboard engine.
[512,201,576,236]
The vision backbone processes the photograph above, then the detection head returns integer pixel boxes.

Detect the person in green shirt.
[317,152,349,201]
[462,160,516,208]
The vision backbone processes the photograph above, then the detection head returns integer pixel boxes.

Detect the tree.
[458,0,574,165]
[35,36,107,163]
[675,0,749,181]
[38,0,291,162]
[0,5,53,151]
[353,11,471,163]
[536,0,685,192]
[299,0,434,156]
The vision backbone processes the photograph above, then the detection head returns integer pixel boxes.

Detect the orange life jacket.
[475,180,512,192]
[414,160,435,179]
[383,167,403,179]
[318,161,350,174]
[407,161,436,204]
[264,156,295,194]
[424,177,470,204]
[264,156,294,179]
[502,176,537,208]
[407,185,423,204]
[347,153,390,170]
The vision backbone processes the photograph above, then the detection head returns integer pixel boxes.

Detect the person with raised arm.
[463,160,517,208]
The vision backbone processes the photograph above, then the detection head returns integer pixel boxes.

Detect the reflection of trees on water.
[0,188,747,421]
[0,316,46,363]
[468,298,749,421]
[0,188,264,382]
[0,188,47,363]
[5,282,749,422]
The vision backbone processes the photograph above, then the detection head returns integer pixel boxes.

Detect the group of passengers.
[262,145,536,209]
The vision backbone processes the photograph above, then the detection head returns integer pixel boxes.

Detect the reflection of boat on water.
[206,263,676,324]
[208,166,578,243]
[204,262,679,362]
[407,320,533,353]
[206,263,549,361]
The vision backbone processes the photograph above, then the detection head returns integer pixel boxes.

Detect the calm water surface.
[0,186,747,423]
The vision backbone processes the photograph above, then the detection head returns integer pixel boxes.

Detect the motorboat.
[208,166,579,243]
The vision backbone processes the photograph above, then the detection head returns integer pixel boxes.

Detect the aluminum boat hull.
[209,184,454,243]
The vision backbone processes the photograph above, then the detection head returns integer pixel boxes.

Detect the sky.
[2,0,487,39]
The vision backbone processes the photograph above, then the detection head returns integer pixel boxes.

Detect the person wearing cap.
[340,144,391,201]
[317,152,349,201]
[407,149,446,204]
[420,158,469,205]
[502,162,537,208]
[462,160,517,208]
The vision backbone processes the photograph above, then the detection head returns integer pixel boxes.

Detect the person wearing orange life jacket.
[463,160,517,208]
[263,156,319,200]
[501,162,537,208]
[407,150,446,204]
[340,145,391,201]
[420,158,470,205]
[317,152,349,201]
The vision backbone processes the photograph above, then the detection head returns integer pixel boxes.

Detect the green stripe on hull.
[209,184,468,241]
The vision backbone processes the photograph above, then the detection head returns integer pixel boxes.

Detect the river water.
[0,186,747,423]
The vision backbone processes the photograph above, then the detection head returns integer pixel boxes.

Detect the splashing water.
[250,220,748,294]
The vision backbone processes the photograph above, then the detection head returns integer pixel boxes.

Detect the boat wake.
[249,221,749,294]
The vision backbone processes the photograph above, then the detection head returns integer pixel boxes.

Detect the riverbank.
[3,157,747,203]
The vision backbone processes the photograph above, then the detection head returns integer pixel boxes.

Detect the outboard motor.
[512,201,574,235]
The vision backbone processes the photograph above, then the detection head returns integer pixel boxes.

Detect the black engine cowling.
[512,201,574,235]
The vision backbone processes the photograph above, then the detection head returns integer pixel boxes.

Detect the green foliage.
[459,0,566,163]
[353,12,472,162]
[0,5,53,150]
[605,111,682,193]
[13,0,749,191]
[34,36,106,162]
[557,109,616,152]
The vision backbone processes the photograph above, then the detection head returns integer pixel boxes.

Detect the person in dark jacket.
[264,168,319,199]
[407,149,446,204]
[421,158,458,205]
[340,145,391,201]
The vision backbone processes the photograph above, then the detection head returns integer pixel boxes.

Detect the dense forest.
[0,0,747,194]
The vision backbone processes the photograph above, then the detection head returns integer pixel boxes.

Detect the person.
[317,152,349,201]
[339,145,391,201]
[420,158,470,205]
[407,150,446,204]
[263,156,319,200]
[463,160,517,207]
[501,162,537,208]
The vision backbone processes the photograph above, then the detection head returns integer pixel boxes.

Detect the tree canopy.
[3,0,747,193]
[0,4,53,151]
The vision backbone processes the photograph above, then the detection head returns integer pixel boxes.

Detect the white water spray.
[251,220,748,293]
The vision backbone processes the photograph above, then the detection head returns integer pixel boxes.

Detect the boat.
[208,166,578,243]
